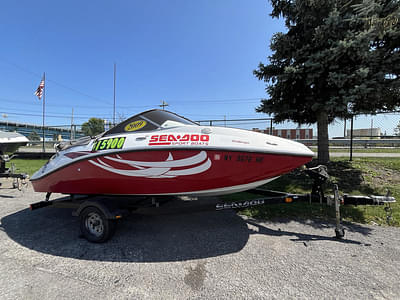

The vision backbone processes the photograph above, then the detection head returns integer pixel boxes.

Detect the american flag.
[34,75,45,100]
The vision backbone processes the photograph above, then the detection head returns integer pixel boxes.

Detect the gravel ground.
[0,179,399,299]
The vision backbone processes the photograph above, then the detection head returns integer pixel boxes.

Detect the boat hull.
[0,132,29,156]
[31,149,312,196]
[0,142,27,156]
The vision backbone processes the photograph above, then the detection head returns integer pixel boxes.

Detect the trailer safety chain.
[9,163,28,191]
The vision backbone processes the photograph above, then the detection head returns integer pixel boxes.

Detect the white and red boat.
[31,110,314,196]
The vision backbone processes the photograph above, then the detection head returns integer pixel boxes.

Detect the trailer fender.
[72,199,129,220]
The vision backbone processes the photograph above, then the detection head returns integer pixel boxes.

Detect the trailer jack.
[218,165,396,239]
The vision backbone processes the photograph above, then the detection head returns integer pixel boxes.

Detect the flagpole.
[113,63,116,126]
[42,72,46,154]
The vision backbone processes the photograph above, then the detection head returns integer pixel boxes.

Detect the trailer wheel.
[79,207,116,243]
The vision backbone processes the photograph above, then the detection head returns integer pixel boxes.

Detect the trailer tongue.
[30,165,396,243]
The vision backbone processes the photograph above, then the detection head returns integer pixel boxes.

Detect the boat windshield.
[103,109,198,136]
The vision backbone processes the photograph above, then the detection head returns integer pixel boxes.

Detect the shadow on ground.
[245,219,371,245]
[245,160,382,224]
[0,203,372,262]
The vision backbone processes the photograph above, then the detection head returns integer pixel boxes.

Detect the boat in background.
[0,131,29,187]
[31,110,314,196]
[0,131,29,158]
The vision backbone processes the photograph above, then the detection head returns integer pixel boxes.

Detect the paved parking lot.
[1,179,400,299]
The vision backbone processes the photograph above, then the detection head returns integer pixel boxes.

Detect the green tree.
[28,130,41,141]
[81,118,105,136]
[254,0,400,163]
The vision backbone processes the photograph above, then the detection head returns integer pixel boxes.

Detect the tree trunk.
[317,111,330,164]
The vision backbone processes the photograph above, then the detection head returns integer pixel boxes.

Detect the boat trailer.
[29,165,396,243]
[0,155,28,190]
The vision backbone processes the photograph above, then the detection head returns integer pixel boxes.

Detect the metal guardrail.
[296,139,400,147]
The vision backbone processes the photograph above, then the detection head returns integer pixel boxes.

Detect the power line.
[0,107,110,118]
[0,96,152,110]
[0,95,263,111]
[0,59,269,118]
[175,97,263,103]
[0,112,80,119]
[0,111,111,120]
[121,97,263,109]
[0,58,113,105]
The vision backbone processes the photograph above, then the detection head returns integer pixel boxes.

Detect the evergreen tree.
[254,0,400,163]
[81,118,105,136]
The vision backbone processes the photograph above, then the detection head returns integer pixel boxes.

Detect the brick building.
[252,127,313,140]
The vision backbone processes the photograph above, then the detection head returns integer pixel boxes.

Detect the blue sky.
[1,0,397,136]
[0,0,283,126]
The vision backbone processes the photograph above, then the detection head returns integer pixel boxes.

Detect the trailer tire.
[79,206,116,243]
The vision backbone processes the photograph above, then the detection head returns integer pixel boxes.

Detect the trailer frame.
[29,165,396,243]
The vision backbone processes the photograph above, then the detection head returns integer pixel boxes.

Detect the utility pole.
[270,119,273,135]
[71,108,74,140]
[350,116,354,161]
[160,100,169,110]
[370,118,373,139]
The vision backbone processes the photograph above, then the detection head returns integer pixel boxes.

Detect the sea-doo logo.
[149,134,210,146]
[124,120,147,132]
[215,199,265,210]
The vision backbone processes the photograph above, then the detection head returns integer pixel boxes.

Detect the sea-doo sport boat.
[31,110,314,196]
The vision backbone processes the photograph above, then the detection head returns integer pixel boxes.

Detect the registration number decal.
[92,137,126,151]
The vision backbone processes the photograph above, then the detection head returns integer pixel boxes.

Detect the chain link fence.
[197,111,400,156]
[0,122,84,142]
[1,111,399,155]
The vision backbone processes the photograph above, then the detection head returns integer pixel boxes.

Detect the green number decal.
[111,138,119,149]
[99,140,107,150]
[106,139,113,149]
[117,137,126,148]
[93,137,126,151]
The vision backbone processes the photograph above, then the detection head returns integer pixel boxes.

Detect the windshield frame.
[102,109,198,136]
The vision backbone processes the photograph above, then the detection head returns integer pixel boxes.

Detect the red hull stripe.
[31,150,312,195]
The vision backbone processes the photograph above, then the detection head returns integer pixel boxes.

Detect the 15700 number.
[92,137,126,151]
